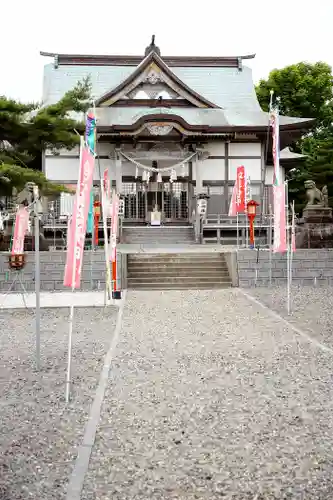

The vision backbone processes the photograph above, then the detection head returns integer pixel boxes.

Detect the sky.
[1,0,333,103]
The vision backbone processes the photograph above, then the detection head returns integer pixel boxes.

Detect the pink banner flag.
[270,108,281,187]
[110,193,119,262]
[11,207,29,255]
[64,145,95,288]
[273,184,287,253]
[103,169,112,217]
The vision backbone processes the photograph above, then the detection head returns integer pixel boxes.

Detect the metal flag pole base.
[65,304,74,403]
[1,270,28,308]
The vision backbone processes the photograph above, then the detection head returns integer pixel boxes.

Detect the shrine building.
[40,38,312,226]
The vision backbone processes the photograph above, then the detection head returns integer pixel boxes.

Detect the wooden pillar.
[224,142,229,213]
[188,159,194,221]
[260,141,266,214]
[193,153,198,195]
[115,148,122,194]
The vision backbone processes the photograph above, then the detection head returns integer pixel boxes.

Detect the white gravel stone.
[0,307,117,500]
[81,289,333,500]
[250,284,333,349]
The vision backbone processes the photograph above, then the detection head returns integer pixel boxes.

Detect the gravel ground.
[0,306,117,500]
[81,289,333,500]
[249,285,333,349]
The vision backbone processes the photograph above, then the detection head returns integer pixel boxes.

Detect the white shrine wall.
[228,158,261,181]
[195,159,225,181]
[228,142,261,157]
[205,141,225,156]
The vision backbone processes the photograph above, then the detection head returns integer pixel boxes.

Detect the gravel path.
[249,285,333,349]
[0,307,117,500]
[81,289,333,500]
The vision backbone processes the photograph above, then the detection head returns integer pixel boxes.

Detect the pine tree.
[0,77,91,195]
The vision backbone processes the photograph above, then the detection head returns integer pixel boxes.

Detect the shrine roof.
[41,54,262,112]
[94,106,313,131]
[280,147,307,160]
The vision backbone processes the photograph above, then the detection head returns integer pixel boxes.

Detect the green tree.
[0,77,91,194]
[256,62,333,209]
[256,62,333,127]
[0,164,71,198]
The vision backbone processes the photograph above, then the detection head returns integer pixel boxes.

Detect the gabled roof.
[94,51,219,108]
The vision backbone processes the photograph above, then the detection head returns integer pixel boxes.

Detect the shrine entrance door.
[122,181,189,223]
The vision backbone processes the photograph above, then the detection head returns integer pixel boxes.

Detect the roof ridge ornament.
[145,34,161,57]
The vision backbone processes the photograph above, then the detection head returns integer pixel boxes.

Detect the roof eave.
[40,51,256,68]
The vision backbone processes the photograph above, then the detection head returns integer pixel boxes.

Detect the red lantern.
[246,200,259,248]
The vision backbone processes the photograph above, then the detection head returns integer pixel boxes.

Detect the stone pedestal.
[296,206,333,248]
[303,206,333,223]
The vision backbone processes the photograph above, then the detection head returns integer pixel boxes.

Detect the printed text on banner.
[110,194,119,262]
[236,166,246,213]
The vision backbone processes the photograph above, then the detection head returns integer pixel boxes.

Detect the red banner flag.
[236,166,246,213]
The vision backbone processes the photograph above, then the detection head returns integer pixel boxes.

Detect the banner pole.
[101,180,112,300]
[269,203,273,286]
[65,137,83,403]
[289,200,295,308]
[285,181,291,315]
[34,208,41,371]
[236,213,239,249]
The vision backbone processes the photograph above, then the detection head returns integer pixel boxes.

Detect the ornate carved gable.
[95,52,218,108]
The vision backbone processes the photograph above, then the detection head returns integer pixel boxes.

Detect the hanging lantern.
[142,170,146,182]
[172,169,177,181]
[181,164,186,177]
[157,172,162,183]
[146,171,150,183]
[135,167,138,179]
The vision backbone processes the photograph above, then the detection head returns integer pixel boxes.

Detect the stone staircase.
[122,225,195,245]
[127,253,233,289]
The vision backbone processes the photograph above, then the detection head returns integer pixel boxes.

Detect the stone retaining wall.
[237,249,333,287]
[2,249,331,291]
[0,251,126,292]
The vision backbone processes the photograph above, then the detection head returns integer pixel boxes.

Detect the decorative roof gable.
[95,51,219,108]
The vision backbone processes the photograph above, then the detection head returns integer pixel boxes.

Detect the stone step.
[126,252,231,290]
[123,230,194,234]
[128,269,230,278]
[123,228,194,232]
[128,253,225,260]
[127,259,229,266]
[124,238,194,242]
[123,227,195,244]
[128,282,232,290]
[128,263,229,271]
[128,275,232,285]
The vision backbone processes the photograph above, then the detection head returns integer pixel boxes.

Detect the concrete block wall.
[0,251,125,292]
[237,249,333,287]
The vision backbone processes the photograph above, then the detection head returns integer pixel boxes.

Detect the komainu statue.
[304,180,328,208]
[15,182,36,207]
